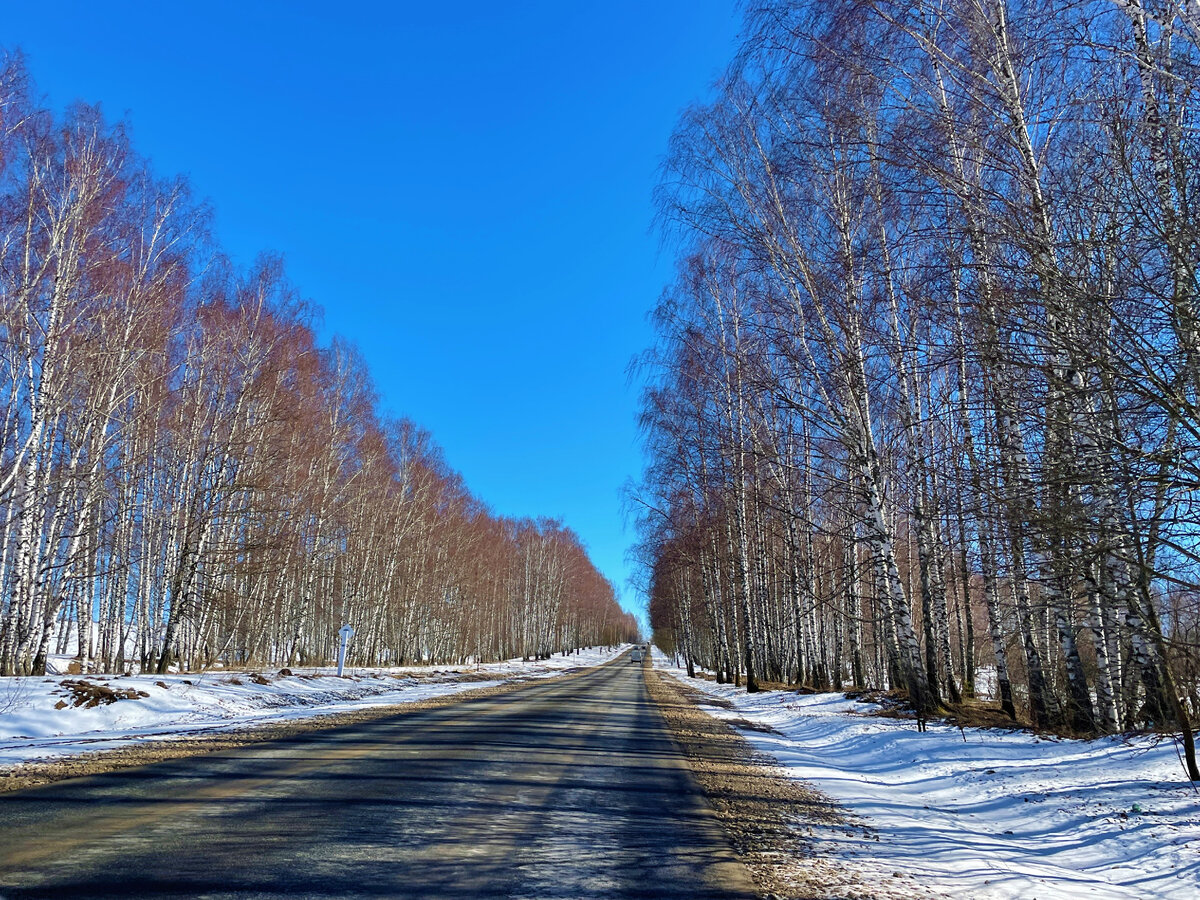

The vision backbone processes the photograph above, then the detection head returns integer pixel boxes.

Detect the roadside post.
[337,625,355,676]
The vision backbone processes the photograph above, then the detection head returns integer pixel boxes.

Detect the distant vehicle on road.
[630,648,643,663]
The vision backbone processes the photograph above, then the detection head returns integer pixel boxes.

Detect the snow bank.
[0,645,626,769]
[653,649,1200,899]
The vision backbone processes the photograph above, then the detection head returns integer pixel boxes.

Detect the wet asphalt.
[0,655,757,899]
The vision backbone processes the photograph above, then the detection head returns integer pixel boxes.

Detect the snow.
[0,646,627,770]
[653,649,1200,899]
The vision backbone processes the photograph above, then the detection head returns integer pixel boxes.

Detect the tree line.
[635,0,1200,777]
[0,52,637,677]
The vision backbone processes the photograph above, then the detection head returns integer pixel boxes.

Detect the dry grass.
[56,679,149,709]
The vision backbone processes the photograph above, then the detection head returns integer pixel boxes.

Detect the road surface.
[0,656,757,898]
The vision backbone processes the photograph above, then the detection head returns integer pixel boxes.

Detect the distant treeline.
[0,52,637,676]
[635,0,1200,776]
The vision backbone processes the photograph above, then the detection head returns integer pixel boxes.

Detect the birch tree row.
[0,54,636,677]
[636,0,1200,772]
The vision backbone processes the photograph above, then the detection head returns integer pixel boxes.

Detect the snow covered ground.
[0,646,627,770]
[653,649,1200,899]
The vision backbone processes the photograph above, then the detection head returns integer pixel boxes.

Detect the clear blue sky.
[5,1,741,621]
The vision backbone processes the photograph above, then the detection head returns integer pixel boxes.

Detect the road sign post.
[337,625,355,676]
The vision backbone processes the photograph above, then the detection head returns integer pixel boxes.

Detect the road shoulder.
[645,667,920,900]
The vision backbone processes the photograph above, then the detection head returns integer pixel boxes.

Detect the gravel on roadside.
[645,667,940,900]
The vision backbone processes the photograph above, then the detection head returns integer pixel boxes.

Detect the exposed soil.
[56,679,150,709]
[843,687,1036,735]
[0,676,542,796]
[693,675,1033,735]
[646,668,944,900]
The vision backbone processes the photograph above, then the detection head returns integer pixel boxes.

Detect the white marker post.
[337,624,355,677]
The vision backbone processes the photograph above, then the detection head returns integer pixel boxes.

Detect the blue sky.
[5,1,740,621]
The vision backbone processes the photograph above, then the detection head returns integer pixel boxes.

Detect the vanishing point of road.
[0,656,757,898]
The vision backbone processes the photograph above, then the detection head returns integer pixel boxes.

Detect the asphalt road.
[0,656,757,899]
